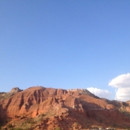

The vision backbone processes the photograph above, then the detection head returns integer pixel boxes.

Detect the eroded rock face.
[0,103,7,126]
[0,87,22,101]
[0,86,130,129]
[9,87,22,94]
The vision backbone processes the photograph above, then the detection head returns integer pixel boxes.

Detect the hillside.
[0,86,130,130]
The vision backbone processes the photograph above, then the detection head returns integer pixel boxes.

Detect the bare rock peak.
[10,87,22,93]
[67,88,97,96]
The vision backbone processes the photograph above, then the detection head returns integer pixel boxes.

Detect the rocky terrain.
[0,86,130,130]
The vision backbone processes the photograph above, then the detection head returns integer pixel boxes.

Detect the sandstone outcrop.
[0,86,130,130]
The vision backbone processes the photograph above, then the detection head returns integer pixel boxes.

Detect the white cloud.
[109,73,130,88]
[109,73,130,101]
[115,88,130,101]
[87,87,111,99]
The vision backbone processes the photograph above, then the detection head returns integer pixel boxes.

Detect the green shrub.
[55,127,61,130]
[7,123,13,128]
[12,128,23,130]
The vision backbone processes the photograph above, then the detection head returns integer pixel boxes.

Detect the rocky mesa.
[0,86,130,130]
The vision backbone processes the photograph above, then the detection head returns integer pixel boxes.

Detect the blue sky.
[0,0,130,100]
